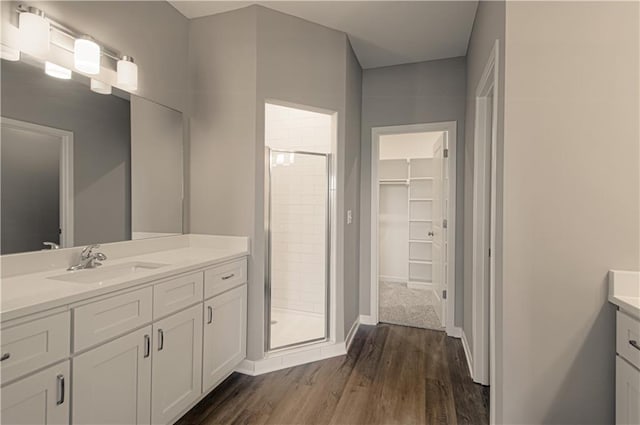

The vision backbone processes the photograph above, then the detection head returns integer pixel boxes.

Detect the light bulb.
[74,37,100,74]
[45,61,71,79]
[90,79,111,95]
[117,56,138,91]
[19,8,50,57]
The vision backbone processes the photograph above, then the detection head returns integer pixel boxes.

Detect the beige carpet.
[379,281,444,330]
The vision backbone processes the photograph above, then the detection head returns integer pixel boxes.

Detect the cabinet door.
[152,304,203,425]
[203,285,247,392]
[1,360,69,425]
[617,356,640,425]
[73,326,152,425]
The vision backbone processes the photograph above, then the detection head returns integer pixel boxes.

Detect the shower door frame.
[265,147,332,352]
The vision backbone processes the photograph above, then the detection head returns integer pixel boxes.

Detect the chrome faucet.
[68,244,107,271]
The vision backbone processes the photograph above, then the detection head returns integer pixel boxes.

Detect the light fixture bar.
[16,3,122,61]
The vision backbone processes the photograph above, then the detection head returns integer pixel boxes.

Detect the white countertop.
[0,235,249,323]
[609,270,640,319]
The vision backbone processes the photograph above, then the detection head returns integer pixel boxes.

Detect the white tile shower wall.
[270,154,327,314]
[265,104,332,153]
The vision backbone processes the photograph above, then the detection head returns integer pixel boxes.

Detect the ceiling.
[168,1,478,69]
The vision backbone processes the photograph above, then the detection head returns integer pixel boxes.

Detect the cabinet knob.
[630,340,640,352]
[0,353,10,361]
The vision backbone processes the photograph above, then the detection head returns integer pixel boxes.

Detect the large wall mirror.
[1,55,184,255]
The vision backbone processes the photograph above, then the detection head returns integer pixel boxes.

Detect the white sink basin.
[49,262,168,284]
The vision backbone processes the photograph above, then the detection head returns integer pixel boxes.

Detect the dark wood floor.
[177,324,489,425]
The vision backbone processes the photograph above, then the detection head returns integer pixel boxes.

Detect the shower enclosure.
[265,148,330,350]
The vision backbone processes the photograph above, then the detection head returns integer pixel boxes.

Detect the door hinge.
[443,148,449,158]
[442,290,447,299]
[443,219,448,229]
[489,248,492,257]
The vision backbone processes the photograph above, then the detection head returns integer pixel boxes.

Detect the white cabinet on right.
[202,285,247,392]
[616,356,640,425]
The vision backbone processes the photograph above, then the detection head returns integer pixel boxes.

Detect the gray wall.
[462,0,506,412]
[131,96,184,236]
[359,57,467,326]
[499,2,639,423]
[188,5,260,357]
[189,5,361,359]
[0,1,189,112]
[1,126,60,254]
[1,59,131,247]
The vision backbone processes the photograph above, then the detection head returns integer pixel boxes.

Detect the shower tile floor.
[270,308,325,349]
[379,281,444,330]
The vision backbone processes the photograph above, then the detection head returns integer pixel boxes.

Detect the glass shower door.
[266,148,330,350]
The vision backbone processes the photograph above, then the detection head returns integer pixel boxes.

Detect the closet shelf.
[409,219,432,223]
[409,239,432,244]
[379,179,408,185]
[409,177,434,181]
[409,260,433,265]
[409,198,433,202]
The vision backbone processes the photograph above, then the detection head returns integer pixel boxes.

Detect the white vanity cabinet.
[0,255,248,425]
[203,285,247,392]
[616,310,640,424]
[72,326,152,425]
[151,304,203,425]
[1,360,70,425]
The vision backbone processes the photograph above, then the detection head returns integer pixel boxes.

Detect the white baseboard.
[359,314,377,325]
[379,275,406,284]
[461,330,474,379]
[236,318,363,377]
[235,328,361,377]
[446,325,462,338]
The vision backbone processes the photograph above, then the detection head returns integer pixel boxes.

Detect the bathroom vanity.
[0,234,249,425]
[609,270,640,424]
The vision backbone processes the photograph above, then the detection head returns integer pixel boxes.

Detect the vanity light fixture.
[18,6,49,57]
[1,44,21,61]
[45,61,71,79]
[90,78,111,95]
[74,36,100,74]
[117,56,138,91]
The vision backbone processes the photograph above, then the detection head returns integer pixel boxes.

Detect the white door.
[1,361,69,425]
[432,135,448,326]
[203,285,247,392]
[73,326,152,425]
[616,356,640,425]
[152,304,203,425]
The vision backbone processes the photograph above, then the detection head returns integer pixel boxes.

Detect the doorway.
[471,40,499,401]
[0,117,73,254]
[370,121,457,335]
[264,102,335,351]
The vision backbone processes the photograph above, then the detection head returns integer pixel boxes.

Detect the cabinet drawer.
[617,311,640,370]
[0,312,70,384]
[74,287,152,352]
[204,258,247,299]
[153,272,204,319]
